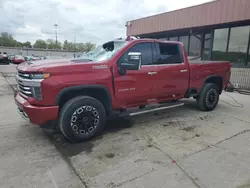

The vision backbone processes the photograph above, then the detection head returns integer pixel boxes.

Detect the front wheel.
[197,83,219,111]
[59,96,106,142]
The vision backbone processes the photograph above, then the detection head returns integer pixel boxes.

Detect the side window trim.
[117,42,154,66]
[141,42,154,66]
[156,42,184,65]
[178,44,184,63]
[151,42,160,65]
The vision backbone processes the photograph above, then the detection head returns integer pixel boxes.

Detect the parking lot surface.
[1,64,250,188]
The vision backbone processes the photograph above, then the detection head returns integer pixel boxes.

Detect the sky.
[0,0,212,44]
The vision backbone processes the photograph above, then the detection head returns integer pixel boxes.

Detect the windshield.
[15,55,24,59]
[78,40,129,62]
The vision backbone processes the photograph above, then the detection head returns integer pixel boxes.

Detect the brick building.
[126,0,250,90]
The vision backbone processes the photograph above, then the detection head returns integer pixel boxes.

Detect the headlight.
[30,73,50,80]
[31,86,42,100]
[29,73,50,100]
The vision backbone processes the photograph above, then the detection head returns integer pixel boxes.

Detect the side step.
[119,102,184,117]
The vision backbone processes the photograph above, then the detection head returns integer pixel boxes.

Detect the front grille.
[16,71,42,99]
[17,79,33,97]
[18,71,30,79]
[17,71,33,98]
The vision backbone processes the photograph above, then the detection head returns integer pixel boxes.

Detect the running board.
[119,102,184,117]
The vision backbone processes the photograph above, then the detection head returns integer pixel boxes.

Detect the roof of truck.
[122,36,182,45]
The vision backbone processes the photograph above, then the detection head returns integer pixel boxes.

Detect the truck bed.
[188,60,231,93]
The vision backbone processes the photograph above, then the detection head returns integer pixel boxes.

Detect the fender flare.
[202,75,223,93]
[55,85,112,112]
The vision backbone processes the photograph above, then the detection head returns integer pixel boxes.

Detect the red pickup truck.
[15,37,231,142]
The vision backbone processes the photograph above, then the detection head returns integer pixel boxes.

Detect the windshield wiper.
[82,59,93,61]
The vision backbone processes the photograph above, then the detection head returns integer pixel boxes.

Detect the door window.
[118,42,153,66]
[156,43,183,64]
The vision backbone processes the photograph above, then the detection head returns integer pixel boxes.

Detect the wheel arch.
[56,85,112,115]
[202,75,223,94]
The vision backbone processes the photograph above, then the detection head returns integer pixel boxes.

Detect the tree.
[63,40,76,51]
[0,32,17,47]
[46,39,55,49]
[76,42,95,52]
[76,42,85,52]
[0,32,96,51]
[16,42,23,47]
[84,42,95,52]
[47,39,62,49]
[57,41,62,49]
[63,40,68,50]
[33,39,47,49]
[23,41,32,48]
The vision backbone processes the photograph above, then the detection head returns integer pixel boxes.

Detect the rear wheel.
[59,96,106,142]
[197,83,219,111]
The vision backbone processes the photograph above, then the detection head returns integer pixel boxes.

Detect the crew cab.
[15,37,231,142]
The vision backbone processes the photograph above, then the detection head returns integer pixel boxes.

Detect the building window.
[169,36,178,41]
[189,34,202,57]
[212,28,229,61]
[179,36,189,52]
[158,38,168,41]
[202,33,212,60]
[227,26,250,67]
[248,43,250,67]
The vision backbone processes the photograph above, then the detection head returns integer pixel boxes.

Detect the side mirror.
[120,52,141,71]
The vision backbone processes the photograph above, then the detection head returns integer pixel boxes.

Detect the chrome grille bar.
[16,73,43,98]
[18,71,30,79]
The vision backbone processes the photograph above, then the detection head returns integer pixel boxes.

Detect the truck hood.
[17,59,109,74]
[17,59,72,72]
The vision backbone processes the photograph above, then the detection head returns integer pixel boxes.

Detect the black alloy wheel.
[205,89,218,108]
[197,83,219,111]
[70,105,100,136]
[59,96,106,142]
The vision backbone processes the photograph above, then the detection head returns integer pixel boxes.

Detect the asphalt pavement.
[0,65,84,188]
[0,64,250,188]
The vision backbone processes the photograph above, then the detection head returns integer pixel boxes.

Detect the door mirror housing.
[120,52,141,71]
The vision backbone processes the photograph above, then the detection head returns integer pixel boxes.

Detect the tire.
[196,83,219,111]
[59,96,106,142]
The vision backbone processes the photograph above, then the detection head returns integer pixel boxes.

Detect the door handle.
[148,71,158,75]
[180,69,188,72]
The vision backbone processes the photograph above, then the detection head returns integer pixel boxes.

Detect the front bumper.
[15,92,59,126]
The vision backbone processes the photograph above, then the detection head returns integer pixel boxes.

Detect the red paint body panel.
[156,63,189,99]
[15,39,231,126]
[189,60,231,93]
[155,43,190,100]
[12,58,25,64]
[113,65,159,107]
[15,92,58,125]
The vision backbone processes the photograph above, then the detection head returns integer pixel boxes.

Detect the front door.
[154,42,189,100]
[114,42,158,107]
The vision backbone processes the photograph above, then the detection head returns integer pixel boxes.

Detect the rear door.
[114,42,159,107]
[154,42,189,99]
